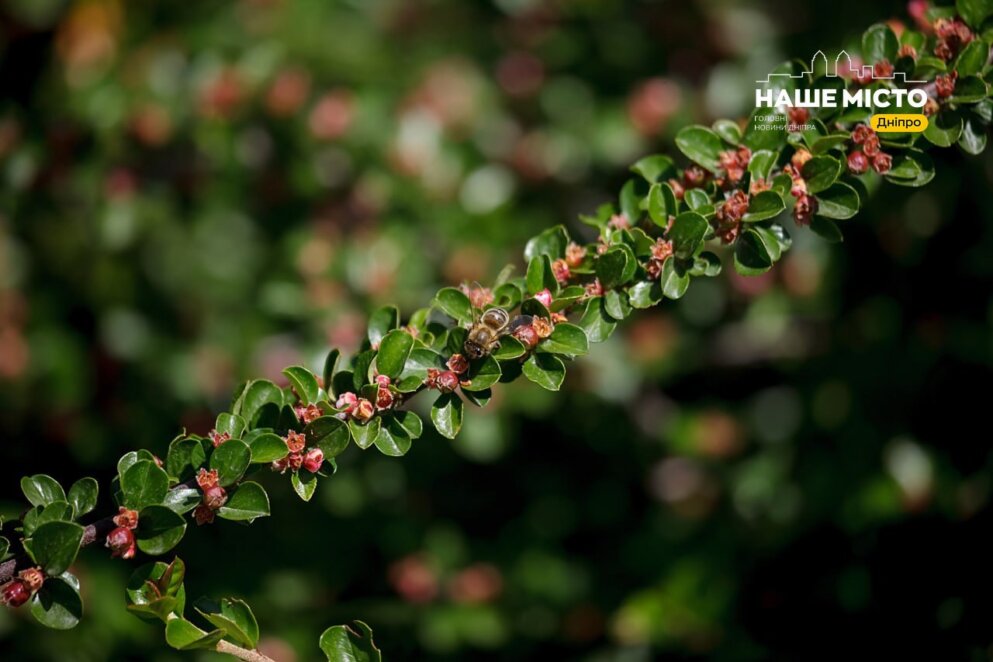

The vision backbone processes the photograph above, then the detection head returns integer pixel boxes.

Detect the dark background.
[2,0,992,659]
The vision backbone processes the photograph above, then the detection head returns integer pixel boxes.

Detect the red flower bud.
[285,430,306,453]
[446,353,469,375]
[790,148,813,170]
[847,150,869,174]
[303,448,324,473]
[106,526,136,559]
[512,324,540,349]
[533,289,553,308]
[208,429,231,448]
[113,507,139,530]
[17,568,43,595]
[935,72,957,98]
[1,579,31,608]
[793,193,818,226]
[683,165,707,188]
[352,398,375,423]
[851,124,874,145]
[271,456,290,473]
[376,385,395,410]
[194,504,215,526]
[607,213,630,229]
[551,259,571,284]
[295,403,322,424]
[203,485,228,510]
[873,59,894,78]
[862,134,881,158]
[787,107,809,130]
[196,468,220,491]
[435,370,460,393]
[584,278,604,298]
[871,152,893,174]
[287,452,304,471]
[532,317,554,339]
[336,392,358,409]
[375,374,391,387]
[564,242,586,268]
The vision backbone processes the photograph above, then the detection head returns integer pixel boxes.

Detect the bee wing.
[503,314,533,336]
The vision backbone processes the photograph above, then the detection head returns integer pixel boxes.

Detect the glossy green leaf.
[492,335,526,360]
[217,482,270,522]
[374,415,413,456]
[214,413,246,440]
[195,597,260,649]
[136,505,187,555]
[431,393,463,439]
[954,38,989,76]
[463,355,501,391]
[25,521,84,575]
[809,216,844,243]
[234,380,283,426]
[957,0,993,27]
[376,329,414,380]
[305,416,350,458]
[122,460,170,510]
[742,190,786,223]
[526,254,557,294]
[628,280,663,308]
[126,559,186,622]
[522,353,566,391]
[660,258,690,299]
[30,573,82,630]
[165,617,225,651]
[747,149,777,179]
[801,155,841,193]
[923,110,963,147]
[603,289,631,320]
[712,118,742,144]
[396,411,423,439]
[434,287,473,323]
[291,470,318,501]
[815,182,860,220]
[578,298,617,343]
[647,182,677,227]
[668,211,708,257]
[630,154,675,183]
[66,478,98,518]
[166,437,207,481]
[367,305,399,348]
[734,227,776,275]
[209,439,251,487]
[675,125,724,172]
[524,224,569,261]
[348,417,382,449]
[319,620,382,662]
[244,431,289,464]
[862,23,898,63]
[21,474,66,508]
[539,323,589,356]
[283,366,321,405]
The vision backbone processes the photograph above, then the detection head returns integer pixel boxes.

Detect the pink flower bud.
[436,371,460,394]
[194,504,215,526]
[303,448,324,473]
[446,353,469,375]
[285,430,306,453]
[376,385,395,410]
[208,429,231,448]
[847,150,869,174]
[287,452,304,471]
[512,324,539,349]
[113,507,139,530]
[1,579,31,607]
[203,485,228,510]
[534,289,553,308]
[106,527,136,559]
[352,398,375,423]
[18,568,44,594]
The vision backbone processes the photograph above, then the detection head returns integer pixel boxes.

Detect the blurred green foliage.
[2,0,993,660]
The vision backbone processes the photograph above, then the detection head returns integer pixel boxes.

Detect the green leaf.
[954,38,989,76]
[523,353,566,391]
[217,482,270,522]
[603,289,631,320]
[431,393,463,439]
[244,431,289,464]
[884,148,936,187]
[66,478,98,518]
[283,366,321,405]
[195,597,260,649]
[747,149,777,179]
[524,225,569,261]
[862,23,898,63]
[235,380,284,427]
[712,118,742,144]
[323,349,341,397]
[743,109,786,152]
[163,485,201,515]
[21,474,66,508]
[136,505,187,555]
[668,211,708,257]
[647,182,677,227]
[578,298,617,343]
[800,155,841,194]
[463,355,501,391]
[376,329,414,380]
[660,258,690,299]
[214,413,246,440]
[351,350,376,390]
[374,415,413,456]
[526,254,557,294]
[0,536,9,559]
[396,411,423,439]
[166,437,207,481]
[630,154,675,183]
[595,246,636,289]
[957,0,993,28]
[675,125,724,172]
[742,190,786,223]
[118,450,156,478]
[815,182,860,220]
[126,559,186,622]
[367,305,399,348]
[959,114,988,155]
[209,440,252,487]
[291,470,318,501]
[122,460,170,510]
[23,502,74,536]
[434,287,473,324]
[320,620,382,662]
[165,617,225,651]
[734,228,776,275]
[30,573,82,630]
[949,75,989,104]
[306,416,351,458]
[348,416,382,449]
[628,280,663,308]
[923,110,963,147]
[492,334,526,360]
[25,521,84,575]
[683,188,711,211]
[539,323,590,356]
[619,179,641,221]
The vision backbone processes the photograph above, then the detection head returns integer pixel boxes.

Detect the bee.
[464,306,532,359]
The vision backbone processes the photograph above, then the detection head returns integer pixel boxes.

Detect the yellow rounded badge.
[870,114,928,132]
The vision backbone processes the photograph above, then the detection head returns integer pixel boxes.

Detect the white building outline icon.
[755,50,925,85]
